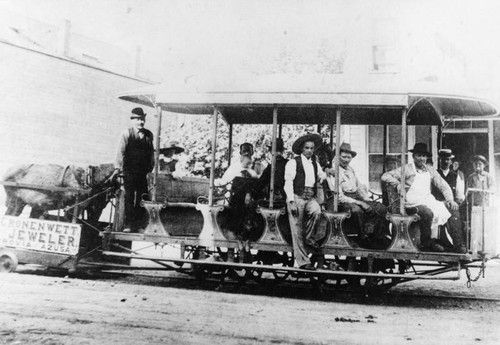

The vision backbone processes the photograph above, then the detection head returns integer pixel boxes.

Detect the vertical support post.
[269,106,278,209]
[317,124,322,134]
[228,123,233,167]
[481,179,486,252]
[333,109,342,212]
[278,124,283,139]
[329,124,334,150]
[152,106,162,202]
[383,125,388,173]
[432,125,439,169]
[488,120,495,179]
[437,125,443,150]
[208,107,219,207]
[400,108,408,216]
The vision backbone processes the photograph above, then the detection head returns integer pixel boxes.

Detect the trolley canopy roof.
[118,76,499,126]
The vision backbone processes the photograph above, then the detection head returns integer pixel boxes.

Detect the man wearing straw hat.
[111,107,155,233]
[284,133,327,270]
[326,143,388,248]
[382,143,465,253]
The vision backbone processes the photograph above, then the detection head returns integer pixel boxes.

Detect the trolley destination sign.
[0,216,81,255]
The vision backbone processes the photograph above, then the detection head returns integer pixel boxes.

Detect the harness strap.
[60,165,93,192]
[60,165,72,187]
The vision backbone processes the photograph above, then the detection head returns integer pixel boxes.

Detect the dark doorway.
[441,132,489,179]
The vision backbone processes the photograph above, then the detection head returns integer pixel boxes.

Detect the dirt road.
[1,263,500,345]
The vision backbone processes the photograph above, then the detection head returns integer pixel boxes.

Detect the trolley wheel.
[0,250,18,273]
[271,256,293,282]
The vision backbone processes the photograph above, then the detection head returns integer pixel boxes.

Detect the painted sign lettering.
[0,216,81,255]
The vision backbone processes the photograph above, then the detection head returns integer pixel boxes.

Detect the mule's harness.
[59,165,97,192]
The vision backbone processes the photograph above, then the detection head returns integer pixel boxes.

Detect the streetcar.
[1,76,498,293]
[103,77,499,291]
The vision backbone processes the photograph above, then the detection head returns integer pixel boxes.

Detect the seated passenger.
[252,159,266,178]
[215,142,257,188]
[467,155,496,207]
[159,141,186,178]
[381,143,465,253]
[216,143,260,246]
[325,143,388,248]
[250,138,288,203]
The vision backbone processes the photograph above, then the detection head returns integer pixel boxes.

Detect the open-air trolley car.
[2,78,499,294]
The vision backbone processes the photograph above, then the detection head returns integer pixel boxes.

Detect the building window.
[368,125,402,191]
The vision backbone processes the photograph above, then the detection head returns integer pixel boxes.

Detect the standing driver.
[284,133,326,270]
[111,107,154,233]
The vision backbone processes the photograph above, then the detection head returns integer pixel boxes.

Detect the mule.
[2,163,117,223]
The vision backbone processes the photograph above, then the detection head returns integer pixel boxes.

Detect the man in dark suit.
[111,107,154,233]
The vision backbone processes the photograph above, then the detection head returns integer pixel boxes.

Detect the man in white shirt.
[284,133,327,270]
[215,143,258,187]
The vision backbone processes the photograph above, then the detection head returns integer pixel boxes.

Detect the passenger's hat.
[292,133,322,154]
[131,107,147,119]
[240,142,254,157]
[267,138,285,152]
[160,141,185,155]
[471,155,488,166]
[339,142,357,158]
[438,148,455,159]
[409,143,431,156]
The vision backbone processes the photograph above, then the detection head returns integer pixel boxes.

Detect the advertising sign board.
[0,216,81,256]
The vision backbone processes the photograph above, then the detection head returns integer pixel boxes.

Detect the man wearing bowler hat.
[111,107,154,233]
[284,133,327,270]
[382,143,465,253]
